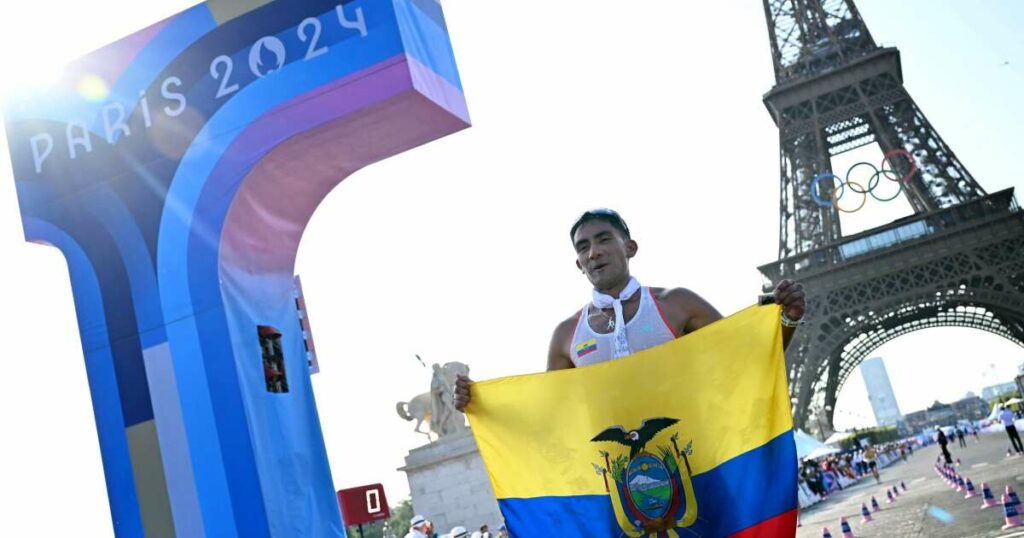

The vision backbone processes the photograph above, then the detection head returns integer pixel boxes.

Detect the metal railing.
[760,188,1020,283]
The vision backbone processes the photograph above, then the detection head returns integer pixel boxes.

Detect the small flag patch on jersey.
[576,338,598,358]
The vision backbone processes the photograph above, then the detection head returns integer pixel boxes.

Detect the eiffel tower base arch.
[761,191,1024,431]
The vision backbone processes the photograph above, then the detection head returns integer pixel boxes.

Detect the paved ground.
[797,432,1024,538]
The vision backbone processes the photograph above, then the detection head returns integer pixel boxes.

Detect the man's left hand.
[773,279,805,321]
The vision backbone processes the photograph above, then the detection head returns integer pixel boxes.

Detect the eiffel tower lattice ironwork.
[758,0,1024,432]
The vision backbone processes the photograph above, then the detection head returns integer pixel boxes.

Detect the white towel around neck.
[591,276,641,359]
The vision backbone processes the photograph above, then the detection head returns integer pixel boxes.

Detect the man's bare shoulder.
[553,310,581,337]
[648,286,705,307]
[547,310,582,370]
[648,286,722,333]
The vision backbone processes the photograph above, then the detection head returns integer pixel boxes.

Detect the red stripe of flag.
[729,508,798,537]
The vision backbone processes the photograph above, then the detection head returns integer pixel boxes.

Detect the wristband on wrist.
[781,311,804,328]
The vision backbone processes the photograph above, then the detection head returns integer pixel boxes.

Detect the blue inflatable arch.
[4,1,469,536]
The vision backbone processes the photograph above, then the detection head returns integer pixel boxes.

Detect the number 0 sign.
[338,484,392,526]
[3,1,469,536]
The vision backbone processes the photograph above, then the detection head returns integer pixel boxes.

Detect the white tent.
[824,431,856,446]
[806,446,841,460]
[794,429,837,460]
[989,398,1023,420]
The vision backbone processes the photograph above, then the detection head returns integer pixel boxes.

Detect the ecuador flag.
[466,305,797,537]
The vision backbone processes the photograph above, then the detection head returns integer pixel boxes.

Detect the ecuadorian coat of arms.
[591,417,697,537]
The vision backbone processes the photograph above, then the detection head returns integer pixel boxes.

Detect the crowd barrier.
[798,449,904,509]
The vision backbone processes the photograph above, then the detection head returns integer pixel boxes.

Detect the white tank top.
[569,287,678,367]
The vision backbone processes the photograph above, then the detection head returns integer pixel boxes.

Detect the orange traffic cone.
[871,496,881,512]
[822,527,833,538]
[1008,485,1022,508]
[964,478,977,499]
[886,489,896,503]
[1002,494,1023,530]
[901,480,907,492]
[861,503,873,523]
[839,517,856,538]
[980,483,998,509]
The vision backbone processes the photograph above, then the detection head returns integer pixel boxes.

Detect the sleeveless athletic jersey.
[569,287,678,367]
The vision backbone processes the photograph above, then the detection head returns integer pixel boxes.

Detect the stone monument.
[396,363,502,531]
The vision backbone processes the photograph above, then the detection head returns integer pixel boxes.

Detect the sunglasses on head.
[571,208,631,239]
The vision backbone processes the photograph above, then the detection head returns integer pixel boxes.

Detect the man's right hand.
[454,374,472,412]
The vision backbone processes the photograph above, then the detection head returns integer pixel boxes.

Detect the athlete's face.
[572,220,637,290]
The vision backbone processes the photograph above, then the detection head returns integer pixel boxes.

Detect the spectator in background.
[802,461,825,497]
[497,525,509,538]
[406,516,431,538]
[471,525,491,538]
[936,427,953,464]
[956,427,967,448]
[853,451,865,476]
[446,527,468,538]
[842,453,854,478]
[1000,406,1023,455]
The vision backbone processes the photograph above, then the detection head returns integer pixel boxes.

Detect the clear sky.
[0,1,1021,535]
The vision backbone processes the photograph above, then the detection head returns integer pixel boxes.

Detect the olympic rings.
[845,162,876,194]
[832,180,867,213]
[868,169,903,202]
[811,172,843,207]
[881,148,918,183]
[808,151,919,212]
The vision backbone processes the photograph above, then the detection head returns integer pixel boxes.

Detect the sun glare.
[0,2,192,101]
[0,13,73,100]
[76,75,110,102]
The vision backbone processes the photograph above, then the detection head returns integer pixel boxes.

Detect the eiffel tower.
[757,0,1024,432]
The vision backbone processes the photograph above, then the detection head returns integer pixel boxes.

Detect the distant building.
[903,409,930,433]
[860,357,902,427]
[927,401,956,425]
[1016,363,1024,400]
[981,381,1018,400]
[950,396,989,423]
[903,397,989,433]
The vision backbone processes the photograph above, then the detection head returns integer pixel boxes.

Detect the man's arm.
[658,281,805,349]
[655,287,724,335]
[547,317,577,371]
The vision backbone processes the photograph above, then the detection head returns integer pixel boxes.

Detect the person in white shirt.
[1000,406,1023,455]
[405,515,430,538]
[852,451,864,476]
[446,526,468,538]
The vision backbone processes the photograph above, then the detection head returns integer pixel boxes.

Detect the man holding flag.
[454,208,806,407]
[453,209,807,537]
